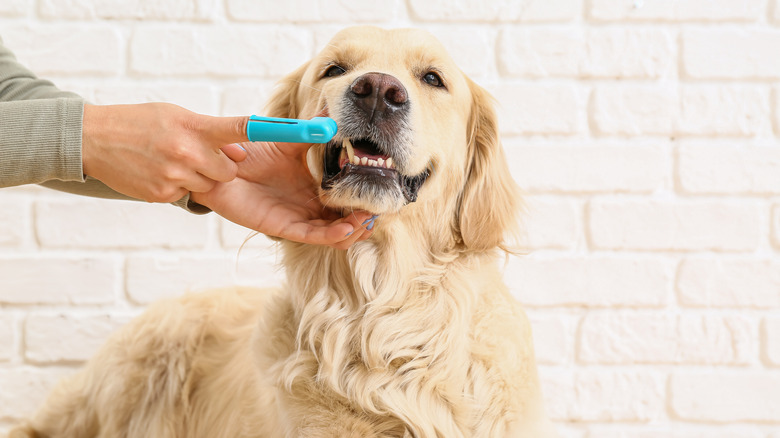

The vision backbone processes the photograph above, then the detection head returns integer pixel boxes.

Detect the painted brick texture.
[1,0,779,435]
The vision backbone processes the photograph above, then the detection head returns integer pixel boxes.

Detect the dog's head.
[267,26,519,251]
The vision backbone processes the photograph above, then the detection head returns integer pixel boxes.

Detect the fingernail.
[345,230,354,237]
[367,218,377,231]
[362,215,379,226]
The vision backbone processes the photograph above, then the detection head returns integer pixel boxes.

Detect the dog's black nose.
[348,73,409,121]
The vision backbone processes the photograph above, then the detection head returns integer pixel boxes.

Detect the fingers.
[185,172,219,194]
[278,211,376,248]
[187,115,249,182]
[221,143,248,162]
[198,115,250,145]
[327,213,376,250]
[195,148,240,183]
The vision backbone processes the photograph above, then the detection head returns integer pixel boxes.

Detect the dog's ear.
[457,77,521,251]
[264,62,309,118]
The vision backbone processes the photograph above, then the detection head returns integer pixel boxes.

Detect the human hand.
[190,141,375,249]
[81,103,249,203]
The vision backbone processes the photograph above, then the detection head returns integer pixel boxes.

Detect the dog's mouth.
[321,137,429,204]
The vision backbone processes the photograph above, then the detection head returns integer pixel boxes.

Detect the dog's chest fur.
[252,240,534,437]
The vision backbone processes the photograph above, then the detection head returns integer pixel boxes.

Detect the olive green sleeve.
[0,36,208,214]
[0,35,87,187]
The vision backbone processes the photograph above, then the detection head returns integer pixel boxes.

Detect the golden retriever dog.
[10,26,557,438]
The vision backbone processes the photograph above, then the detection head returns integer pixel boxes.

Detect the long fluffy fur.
[10,27,556,438]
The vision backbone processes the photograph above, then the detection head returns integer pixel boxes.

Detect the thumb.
[198,115,250,146]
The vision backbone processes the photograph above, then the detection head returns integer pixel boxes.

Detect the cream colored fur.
[10,27,557,438]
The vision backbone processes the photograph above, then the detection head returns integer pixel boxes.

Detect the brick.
[591,84,677,135]
[774,86,780,135]
[0,316,15,361]
[542,371,664,422]
[589,0,763,22]
[499,28,674,79]
[24,313,133,364]
[683,29,780,80]
[126,255,283,304]
[0,367,74,420]
[579,313,755,365]
[556,426,585,438]
[221,83,275,117]
[764,317,780,366]
[516,196,579,250]
[527,313,575,365]
[0,199,28,248]
[677,258,780,308]
[408,0,580,22]
[425,27,496,79]
[584,426,764,438]
[491,83,584,135]
[0,256,116,305]
[227,0,399,22]
[506,142,666,194]
[670,372,780,422]
[93,85,218,116]
[775,0,780,23]
[0,0,27,16]
[593,85,770,137]
[588,200,762,252]
[130,27,311,78]
[506,256,672,307]
[35,199,209,249]
[679,142,780,195]
[774,204,780,248]
[0,25,121,76]
[677,86,770,136]
[584,28,675,78]
[38,0,216,20]
[498,27,581,77]
[1,185,47,196]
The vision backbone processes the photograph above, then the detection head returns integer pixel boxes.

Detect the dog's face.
[299,27,472,213]
[267,26,518,250]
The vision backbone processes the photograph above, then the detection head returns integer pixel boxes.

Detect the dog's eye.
[422,72,444,88]
[324,65,347,78]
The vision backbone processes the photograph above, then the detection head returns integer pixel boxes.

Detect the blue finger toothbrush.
[246,116,338,143]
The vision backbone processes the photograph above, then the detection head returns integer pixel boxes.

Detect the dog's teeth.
[386,157,393,168]
[377,158,384,167]
[352,155,360,165]
[361,156,368,166]
[368,159,377,167]
[339,147,347,163]
[343,138,355,162]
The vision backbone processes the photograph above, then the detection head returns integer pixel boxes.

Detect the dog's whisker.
[292,79,323,93]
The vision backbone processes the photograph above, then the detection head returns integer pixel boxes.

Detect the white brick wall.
[1,0,780,435]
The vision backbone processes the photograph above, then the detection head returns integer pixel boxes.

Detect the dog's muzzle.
[320,73,429,203]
